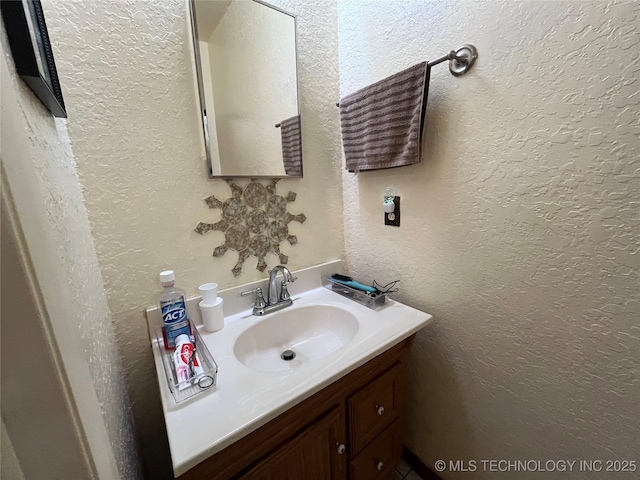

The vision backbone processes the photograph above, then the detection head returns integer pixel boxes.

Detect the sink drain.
[281,350,296,361]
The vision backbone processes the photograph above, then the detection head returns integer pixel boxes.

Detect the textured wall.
[209,0,298,175]
[1,34,138,478]
[43,0,342,475]
[338,0,639,477]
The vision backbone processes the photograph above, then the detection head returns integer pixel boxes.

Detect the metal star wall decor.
[195,179,307,277]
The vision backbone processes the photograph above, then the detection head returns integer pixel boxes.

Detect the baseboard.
[403,446,442,480]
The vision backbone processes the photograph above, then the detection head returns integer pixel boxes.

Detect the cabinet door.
[240,406,347,480]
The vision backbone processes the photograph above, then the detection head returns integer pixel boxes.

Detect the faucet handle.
[240,287,266,308]
[280,281,291,301]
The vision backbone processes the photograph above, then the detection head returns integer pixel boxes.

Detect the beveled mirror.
[189,0,302,178]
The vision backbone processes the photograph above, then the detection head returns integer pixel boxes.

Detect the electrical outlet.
[384,196,400,227]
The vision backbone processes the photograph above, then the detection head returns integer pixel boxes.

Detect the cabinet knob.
[376,461,384,471]
[376,405,385,415]
[336,442,346,455]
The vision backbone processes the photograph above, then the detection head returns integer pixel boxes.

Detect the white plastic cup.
[199,298,224,332]
[199,283,218,304]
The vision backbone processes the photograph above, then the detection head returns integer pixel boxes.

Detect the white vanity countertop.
[145,261,433,477]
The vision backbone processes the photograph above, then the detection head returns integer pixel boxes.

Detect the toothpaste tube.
[173,334,204,390]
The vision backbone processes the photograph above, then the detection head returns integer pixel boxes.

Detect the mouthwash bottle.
[158,270,191,349]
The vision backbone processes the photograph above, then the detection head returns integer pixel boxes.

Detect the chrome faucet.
[268,265,296,305]
[240,265,297,316]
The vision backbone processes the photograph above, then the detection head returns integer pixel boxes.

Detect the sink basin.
[233,305,359,372]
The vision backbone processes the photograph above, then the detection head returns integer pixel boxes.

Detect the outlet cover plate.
[384,196,400,227]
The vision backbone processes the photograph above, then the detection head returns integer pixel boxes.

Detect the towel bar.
[336,44,477,107]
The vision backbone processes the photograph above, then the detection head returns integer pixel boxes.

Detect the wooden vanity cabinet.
[239,406,345,480]
[178,335,414,480]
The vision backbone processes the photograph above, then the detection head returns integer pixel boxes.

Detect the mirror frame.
[189,0,303,179]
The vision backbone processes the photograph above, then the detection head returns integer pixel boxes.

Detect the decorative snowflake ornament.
[195,179,306,277]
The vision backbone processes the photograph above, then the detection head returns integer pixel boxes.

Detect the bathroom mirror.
[189,0,302,178]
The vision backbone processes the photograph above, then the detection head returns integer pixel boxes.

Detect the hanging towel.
[280,115,302,176]
[339,62,430,172]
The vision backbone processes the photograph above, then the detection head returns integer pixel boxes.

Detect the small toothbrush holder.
[321,276,387,310]
[200,298,224,332]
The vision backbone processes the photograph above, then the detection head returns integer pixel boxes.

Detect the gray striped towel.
[280,115,303,176]
[339,62,429,172]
